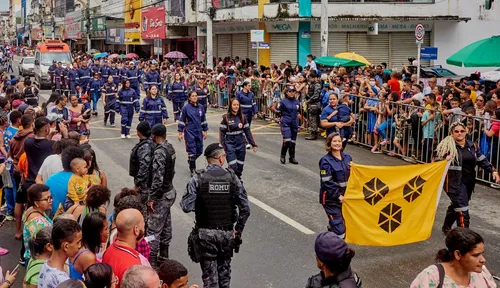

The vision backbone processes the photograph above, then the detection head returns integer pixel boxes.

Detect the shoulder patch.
[320,170,327,175]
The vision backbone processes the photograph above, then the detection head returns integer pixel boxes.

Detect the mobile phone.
[12,264,20,274]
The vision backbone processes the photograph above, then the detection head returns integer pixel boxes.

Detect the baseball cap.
[18,103,29,113]
[286,86,296,92]
[151,123,166,136]
[136,121,151,137]
[466,81,475,86]
[315,232,348,263]
[129,61,134,65]
[204,143,224,158]
[323,83,330,88]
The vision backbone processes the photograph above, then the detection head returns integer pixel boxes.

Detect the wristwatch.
[5,280,12,287]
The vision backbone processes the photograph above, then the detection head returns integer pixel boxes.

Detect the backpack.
[435,264,445,288]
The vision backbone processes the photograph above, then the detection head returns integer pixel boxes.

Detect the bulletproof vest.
[129,139,151,179]
[155,142,176,192]
[195,167,238,229]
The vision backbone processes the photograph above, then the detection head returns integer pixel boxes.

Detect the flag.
[343,161,449,246]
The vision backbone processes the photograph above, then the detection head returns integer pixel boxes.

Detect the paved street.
[1,58,500,287]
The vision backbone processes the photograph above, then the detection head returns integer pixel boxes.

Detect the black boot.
[305,132,318,140]
[158,243,169,265]
[189,160,196,176]
[289,145,299,164]
[280,142,289,164]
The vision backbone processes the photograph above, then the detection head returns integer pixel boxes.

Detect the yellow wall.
[257,0,270,67]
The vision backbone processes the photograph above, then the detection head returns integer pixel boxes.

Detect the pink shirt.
[411,265,497,288]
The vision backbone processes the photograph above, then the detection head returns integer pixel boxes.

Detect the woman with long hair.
[116,79,140,139]
[436,121,500,233]
[277,86,300,164]
[219,98,257,179]
[168,73,188,121]
[69,211,109,280]
[178,90,208,175]
[139,85,168,127]
[318,133,352,239]
[82,145,108,188]
[411,227,496,287]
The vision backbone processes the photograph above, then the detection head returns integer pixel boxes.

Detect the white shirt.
[307,60,317,71]
[37,262,69,288]
[423,86,432,95]
[37,154,63,183]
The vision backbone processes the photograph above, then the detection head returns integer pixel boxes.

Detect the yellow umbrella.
[335,52,371,66]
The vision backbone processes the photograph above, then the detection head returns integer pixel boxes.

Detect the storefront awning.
[259,16,471,22]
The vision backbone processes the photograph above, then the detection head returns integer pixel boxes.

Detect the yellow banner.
[124,0,142,45]
[343,161,449,246]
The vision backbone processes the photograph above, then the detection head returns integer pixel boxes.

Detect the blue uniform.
[125,68,142,97]
[144,71,161,91]
[277,96,300,163]
[168,81,188,121]
[54,67,65,90]
[178,102,208,171]
[109,67,121,86]
[139,96,168,127]
[48,64,57,88]
[220,113,257,178]
[319,152,352,238]
[116,87,140,136]
[236,90,258,126]
[100,66,110,85]
[192,83,209,112]
[67,68,78,96]
[120,67,128,82]
[76,67,92,93]
[91,64,101,79]
[88,78,102,112]
[102,82,118,125]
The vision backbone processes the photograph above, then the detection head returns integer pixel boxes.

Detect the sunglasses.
[453,130,466,134]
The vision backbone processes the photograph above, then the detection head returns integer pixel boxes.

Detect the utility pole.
[86,0,91,51]
[51,0,55,40]
[320,0,328,57]
[206,0,213,69]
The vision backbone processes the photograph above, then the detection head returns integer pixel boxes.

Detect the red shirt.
[102,242,143,287]
[388,77,401,95]
[491,121,500,137]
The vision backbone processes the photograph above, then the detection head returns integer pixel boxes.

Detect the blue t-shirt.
[4,125,18,152]
[45,171,73,214]
[320,105,338,136]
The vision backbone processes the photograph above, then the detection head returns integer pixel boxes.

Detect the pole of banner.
[206,2,213,69]
[320,0,328,57]
[256,42,259,68]
[416,42,421,84]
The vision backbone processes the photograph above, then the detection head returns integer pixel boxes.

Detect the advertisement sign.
[141,6,166,39]
[250,30,264,42]
[124,0,142,44]
[31,26,43,41]
[251,42,270,49]
[213,22,258,34]
[106,28,125,44]
[65,11,81,39]
[310,21,433,32]
[197,26,207,36]
[420,47,438,60]
[265,21,299,33]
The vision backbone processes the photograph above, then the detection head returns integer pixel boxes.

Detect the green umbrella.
[118,54,127,59]
[315,56,366,67]
[446,36,500,67]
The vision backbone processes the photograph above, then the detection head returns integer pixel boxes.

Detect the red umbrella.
[108,53,119,59]
[165,51,188,59]
[126,53,139,59]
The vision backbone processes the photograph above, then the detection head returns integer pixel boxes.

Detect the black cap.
[204,143,224,158]
[315,232,348,263]
[151,123,167,136]
[136,121,151,137]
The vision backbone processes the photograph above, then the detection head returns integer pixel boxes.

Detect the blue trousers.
[243,112,253,126]
[5,176,16,216]
[378,118,394,140]
[91,91,100,111]
[185,129,203,160]
[173,101,184,121]
[70,83,77,96]
[323,201,345,237]
[132,86,141,98]
[120,107,134,135]
[281,123,298,148]
[226,141,246,178]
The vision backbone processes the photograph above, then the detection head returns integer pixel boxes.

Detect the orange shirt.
[18,152,28,178]
[388,77,401,95]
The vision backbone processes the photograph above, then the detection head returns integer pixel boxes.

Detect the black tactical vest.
[129,139,151,178]
[195,167,238,229]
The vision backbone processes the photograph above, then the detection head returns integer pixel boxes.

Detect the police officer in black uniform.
[180,143,251,288]
[129,121,154,204]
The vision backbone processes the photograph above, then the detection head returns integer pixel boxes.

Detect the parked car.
[19,56,35,77]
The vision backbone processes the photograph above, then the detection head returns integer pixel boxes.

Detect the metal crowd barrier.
[346,94,500,185]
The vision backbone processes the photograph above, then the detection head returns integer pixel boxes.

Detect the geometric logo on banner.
[403,175,426,202]
[363,178,389,205]
[378,203,402,233]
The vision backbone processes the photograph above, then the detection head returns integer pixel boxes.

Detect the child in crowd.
[78,94,91,133]
[24,226,53,288]
[158,260,199,288]
[393,105,409,156]
[64,158,90,210]
[421,102,439,163]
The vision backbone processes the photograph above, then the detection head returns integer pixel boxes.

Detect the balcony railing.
[309,0,434,3]
[212,0,258,9]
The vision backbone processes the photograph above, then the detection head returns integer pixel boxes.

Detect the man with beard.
[103,208,150,286]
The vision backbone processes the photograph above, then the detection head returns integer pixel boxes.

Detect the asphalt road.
[1,56,500,288]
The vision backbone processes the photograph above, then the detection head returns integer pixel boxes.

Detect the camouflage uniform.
[130,138,154,203]
[147,140,176,269]
[180,164,251,288]
[306,80,322,139]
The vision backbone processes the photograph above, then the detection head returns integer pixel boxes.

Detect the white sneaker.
[121,134,126,139]
[246,144,251,149]
[126,135,132,139]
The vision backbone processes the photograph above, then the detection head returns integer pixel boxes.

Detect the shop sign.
[197,26,207,36]
[31,26,43,40]
[82,16,106,32]
[65,11,82,39]
[124,0,142,44]
[251,42,270,49]
[141,6,166,39]
[310,21,433,32]
[420,46,438,60]
[265,21,299,33]
[250,30,264,42]
[106,28,125,44]
[43,26,54,39]
[213,22,258,34]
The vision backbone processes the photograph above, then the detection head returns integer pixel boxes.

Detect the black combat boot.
[305,132,318,140]
[189,159,196,176]
[280,142,289,164]
[288,145,299,164]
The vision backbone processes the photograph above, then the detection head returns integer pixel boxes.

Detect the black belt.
[199,225,233,231]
